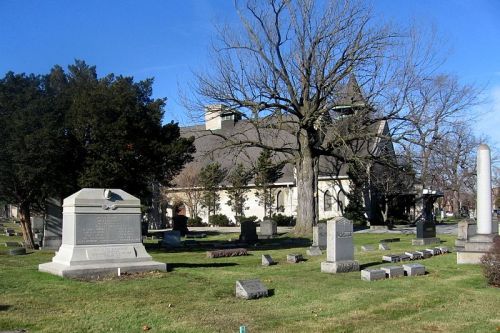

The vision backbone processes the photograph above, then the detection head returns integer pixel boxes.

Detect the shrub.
[271,213,296,226]
[209,214,232,226]
[481,236,500,287]
[236,215,258,224]
[187,216,204,227]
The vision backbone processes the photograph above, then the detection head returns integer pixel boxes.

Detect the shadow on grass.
[145,236,311,254]
[0,305,11,311]
[167,262,238,272]
[360,261,384,270]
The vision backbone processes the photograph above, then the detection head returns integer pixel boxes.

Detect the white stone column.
[476,144,492,235]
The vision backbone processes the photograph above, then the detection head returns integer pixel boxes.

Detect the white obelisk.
[476,144,492,235]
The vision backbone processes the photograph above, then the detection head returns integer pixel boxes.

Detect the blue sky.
[1,0,499,147]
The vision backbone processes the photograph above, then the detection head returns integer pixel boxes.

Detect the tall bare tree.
[186,0,475,234]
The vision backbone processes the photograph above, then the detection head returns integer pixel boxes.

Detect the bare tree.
[170,164,203,218]
[186,0,474,234]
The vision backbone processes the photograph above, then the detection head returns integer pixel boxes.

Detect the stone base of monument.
[321,260,359,273]
[306,246,322,256]
[411,237,441,246]
[456,234,496,264]
[39,243,166,278]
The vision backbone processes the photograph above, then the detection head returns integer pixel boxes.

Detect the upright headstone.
[307,223,327,255]
[239,221,258,244]
[412,189,442,245]
[321,217,359,273]
[457,144,497,264]
[42,198,63,250]
[39,188,166,278]
[258,219,277,239]
[455,219,476,249]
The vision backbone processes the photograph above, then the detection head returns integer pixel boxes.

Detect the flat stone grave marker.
[262,254,275,266]
[382,255,401,263]
[361,269,386,281]
[235,279,268,299]
[162,230,182,247]
[379,243,390,251]
[361,245,375,252]
[3,242,22,247]
[403,263,426,276]
[416,250,433,258]
[287,253,303,263]
[399,254,411,261]
[404,251,422,260]
[381,266,405,278]
[426,248,441,255]
[437,246,449,253]
[9,248,26,256]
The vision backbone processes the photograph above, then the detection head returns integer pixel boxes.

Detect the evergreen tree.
[344,163,367,225]
[226,163,252,220]
[254,149,283,218]
[199,162,226,219]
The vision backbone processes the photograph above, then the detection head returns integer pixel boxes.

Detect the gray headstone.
[426,248,440,255]
[42,198,63,250]
[361,245,375,252]
[379,243,390,251]
[262,254,275,266]
[313,223,327,250]
[398,254,411,261]
[287,253,303,263]
[416,250,433,258]
[321,217,359,273]
[235,279,268,299]
[361,269,386,281]
[437,246,449,253]
[381,266,405,278]
[403,263,426,276]
[30,216,44,233]
[259,220,277,238]
[162,231,182,247]
[39,188,166,278]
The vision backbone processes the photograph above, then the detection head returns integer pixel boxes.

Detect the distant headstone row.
[382,246,449,263]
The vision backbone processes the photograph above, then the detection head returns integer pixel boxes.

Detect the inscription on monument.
[76,214,140,245]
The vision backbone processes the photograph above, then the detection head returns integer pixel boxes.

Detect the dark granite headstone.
[43,198,63,250]
[172,215,189,237]
[239,221,258,244]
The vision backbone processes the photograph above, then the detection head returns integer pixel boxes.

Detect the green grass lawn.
[0,232,499,333]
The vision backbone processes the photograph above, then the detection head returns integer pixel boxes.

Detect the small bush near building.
[187,216,204,227]
[209,214,232,226]
[271,213,296,226]
[481,236,500,287]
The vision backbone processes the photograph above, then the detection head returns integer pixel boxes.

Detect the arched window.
[324,190,333,211]
[276,190,285,212]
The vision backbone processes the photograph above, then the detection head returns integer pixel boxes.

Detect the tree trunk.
[294,144,318,235]
[452,189,460,217]
[18,201,36,249]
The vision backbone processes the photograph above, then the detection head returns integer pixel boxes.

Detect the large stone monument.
[412,189,442,245]
[321,217,359,273]
[39,188,166,277]
[457,144,496,264]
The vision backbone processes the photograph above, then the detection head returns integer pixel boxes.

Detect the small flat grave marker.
[416,250,433,259]
[3,242,22,247]
[382,254,401,263]
[361,269,386,281]
[437,246,449,253]
[403,263,426,276]
[379,238,400,243]
[287,253,303,263]
[379,243,390,251]
[235,279,268,300]
[405,251,423,260]
[262,254,275,266]
[426,248,441,255]
[306,246,322,256]
[398,254,411,261]
[381,266,405,278]
[361,245,375,252]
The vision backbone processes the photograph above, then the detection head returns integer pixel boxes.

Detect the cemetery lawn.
[1,233,499,333]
